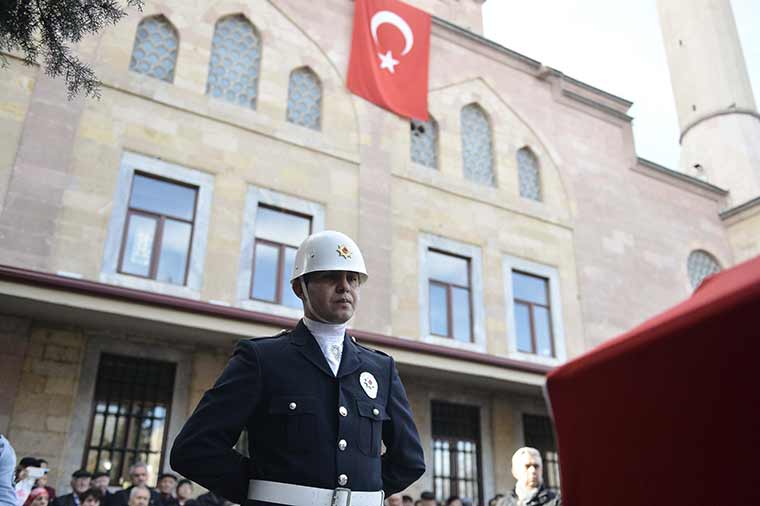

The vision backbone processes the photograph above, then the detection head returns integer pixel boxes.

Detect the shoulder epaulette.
[249,329,291,342]
[352,337,389,357]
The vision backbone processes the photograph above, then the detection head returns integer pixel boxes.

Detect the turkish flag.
[347,0,431,120]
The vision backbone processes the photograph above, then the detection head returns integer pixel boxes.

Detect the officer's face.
[513,453,542,489]
[129,489,150,506]
[298,271,361,323]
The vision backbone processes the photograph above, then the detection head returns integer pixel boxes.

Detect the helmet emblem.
[337,244,352,259]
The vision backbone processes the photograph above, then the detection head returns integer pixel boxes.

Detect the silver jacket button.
[338,474,348,486]
[339,406,348,417]
[372,408,380,416]
[338,439,347,451]
[289,402,297,411]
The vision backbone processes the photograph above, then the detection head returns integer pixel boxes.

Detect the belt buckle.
[331,488,351,506]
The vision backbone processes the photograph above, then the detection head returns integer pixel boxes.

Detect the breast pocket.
[356,400,390,456]
[268,396,318,454]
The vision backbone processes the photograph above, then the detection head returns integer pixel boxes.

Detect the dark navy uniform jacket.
[170,320,425,505]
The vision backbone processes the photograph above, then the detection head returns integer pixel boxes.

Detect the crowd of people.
[0,452,229,506]
[1,429,558,506]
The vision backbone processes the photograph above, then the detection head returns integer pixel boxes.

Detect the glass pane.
[428,250,469,286]
[251,242,279,301]
[207,15,261,108]
[255,206,311,247]
[534,306,554,357]
[411,117,438,169]
[287,67,322,130]
[518,147,542,201]
[514,302,533,353]
[129,16,178,82]
[429,283,449,336]
[130,174,197,221]
[121,214,157,276]
[461,104,494,186]
[281,247,302,308]
[513,271,548,305]
[156,219,192,285]
[451,287,472,342]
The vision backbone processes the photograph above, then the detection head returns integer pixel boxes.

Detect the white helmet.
[290,230,368,283]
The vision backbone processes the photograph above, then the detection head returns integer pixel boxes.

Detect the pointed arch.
[129,15,178,82]
[207,14,262,109]
[460,103,494,186]
[286,66,322,130]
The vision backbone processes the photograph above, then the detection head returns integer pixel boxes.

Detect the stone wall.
[4,319,85,488]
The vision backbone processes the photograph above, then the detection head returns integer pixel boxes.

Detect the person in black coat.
[171,231,426,506]
[52,470,92,506]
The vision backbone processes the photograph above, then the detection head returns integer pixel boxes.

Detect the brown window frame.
[513,270,555,357]
[249,205,312,305]
[116,172,198,286]
[428,249,473,342]
[431,400,483,506]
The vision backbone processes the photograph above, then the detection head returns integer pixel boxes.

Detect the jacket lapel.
[336,334,363,378]
[289,320,334,378]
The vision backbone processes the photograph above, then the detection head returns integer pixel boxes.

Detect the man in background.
[155,474,177,506]
[504,447,560,506]
[110,464,158,506]
[52,470,91,506]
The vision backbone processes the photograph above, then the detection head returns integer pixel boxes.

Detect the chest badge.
[360,371,378,399]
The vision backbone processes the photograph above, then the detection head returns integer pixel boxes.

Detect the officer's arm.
[381,357,426,495]
[170,340,262,504]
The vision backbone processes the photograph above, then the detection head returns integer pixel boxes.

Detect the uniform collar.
[290,320,363,378]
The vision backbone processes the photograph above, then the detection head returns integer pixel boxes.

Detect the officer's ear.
[292,280,304,300]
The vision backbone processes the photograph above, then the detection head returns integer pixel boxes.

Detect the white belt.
[247,479,384,506]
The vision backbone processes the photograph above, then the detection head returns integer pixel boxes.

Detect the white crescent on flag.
[370,10,415,55]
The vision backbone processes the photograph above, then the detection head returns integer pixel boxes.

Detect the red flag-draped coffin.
[347,0,431,120]
[546,256,760,505]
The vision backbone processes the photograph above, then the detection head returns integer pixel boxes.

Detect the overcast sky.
[482,0,759,171]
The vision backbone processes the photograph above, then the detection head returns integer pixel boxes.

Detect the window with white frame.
[238,187,324,316]
[101,152,214,297]
[419,234,485,351]
[129,16,178,83]
[250,206,311,308]
[503,255,566,365]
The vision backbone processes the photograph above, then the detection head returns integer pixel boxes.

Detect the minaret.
[657,0,760,207]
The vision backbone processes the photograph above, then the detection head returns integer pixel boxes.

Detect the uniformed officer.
[170,231,426,506]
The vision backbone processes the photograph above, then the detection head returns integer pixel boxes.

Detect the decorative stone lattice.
[687,250,721,288]
[461,104,495,186]
[411,117,438,169]
[129,16,178,82]
[517,147,542,201]
[286,67,322,130]
[207,15,261,108]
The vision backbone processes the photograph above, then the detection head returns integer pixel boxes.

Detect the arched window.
[410,116,438,169]
[687,250,721,289]
[286,67,322,130]
[517,147,542,201]
[129,16,178,82]
[461,104,494,186]
[207,15,261,109]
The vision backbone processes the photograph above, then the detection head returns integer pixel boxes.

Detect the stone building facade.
[0,0,757,504]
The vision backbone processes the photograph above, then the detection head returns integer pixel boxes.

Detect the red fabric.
[347,0,431,120]
[546,255,760,505]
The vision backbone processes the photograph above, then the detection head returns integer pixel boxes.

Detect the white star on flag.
[378,50,400,73]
